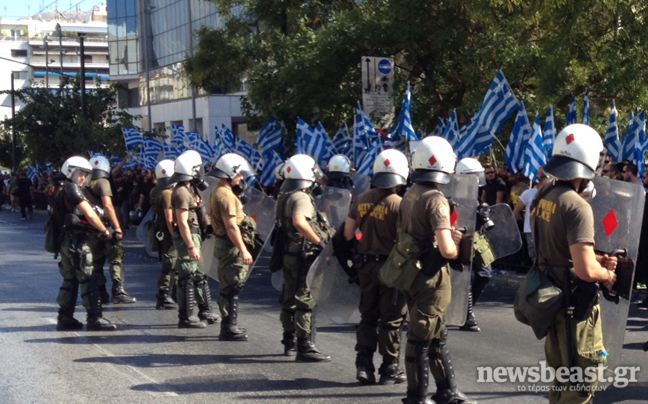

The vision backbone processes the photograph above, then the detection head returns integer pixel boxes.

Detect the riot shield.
[438,175,480,327]
[306,242,361,325]
[201,236,219,280]
[350,173,371,200]
[314,186,353,230]
[588,176,645,372]
[136,209,157,258]
[483,203,523,259]
[242,187,276,241]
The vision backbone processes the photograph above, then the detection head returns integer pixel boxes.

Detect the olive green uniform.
[348,188,407,366]
[531,184,606,403]
[209,183,250,318]
[150,184,177,292]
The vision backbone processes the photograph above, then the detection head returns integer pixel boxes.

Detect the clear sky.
[1,0,96,20]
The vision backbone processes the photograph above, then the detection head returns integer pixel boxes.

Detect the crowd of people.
[9,122,647,404]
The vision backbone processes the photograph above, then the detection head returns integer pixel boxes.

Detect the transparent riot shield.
[314,186,353,230]
[438,175,480,327]
[483,203,523,259]
[306,242,361,325]
[350,173,371,200]
[136,209,157,258]
[242,187,276,241]
[588,176,645,372]
[201,236,218,280]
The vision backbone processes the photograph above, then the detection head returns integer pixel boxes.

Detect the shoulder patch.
[439,206,449,218]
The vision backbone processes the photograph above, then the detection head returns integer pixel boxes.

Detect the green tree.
[186,0,648,141]
[1,78,135,168]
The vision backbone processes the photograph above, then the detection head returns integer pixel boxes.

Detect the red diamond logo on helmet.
[384,159,391,167]
[566,133,575,144]
[602,209,618,237]
[162,169,166,174]
[429,156,437,167]
[287,166,292,173]
[450,210,458,227]
[94,160,99,165]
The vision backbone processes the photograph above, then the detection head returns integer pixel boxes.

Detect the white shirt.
[519,188,538,233]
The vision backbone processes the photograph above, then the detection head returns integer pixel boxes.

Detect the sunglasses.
[485,171,495,174]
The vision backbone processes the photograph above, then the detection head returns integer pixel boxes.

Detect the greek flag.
[122,127,143,149]
[260,150,284,188]
[455,118,495,159]
[141,155,157,171]
[194,137,216,163]
[332,123,352,158]
[296,118,336,168]
[429,117,446,138]
[442,110,460,147]
[219,125,235,152]
[27,165,38,183]
[185,132,201,147]
[356,137,383,177]
[234,138,261,170]
[123,155,139,170]
[622,111,638,161]
[566,94,578,125]
[604,100,622,163]
[171,125,186,146]
[638,110,646,146]
[582,89,590,126]
[635,141,647,180]
[143,138,163,160]
[163,143,181,160]
[257,117,283,155]
[353,102,378,167]
[505,102,532,173]
[522,113,547,182]
[543,106,556,159]
[388,82,419,151]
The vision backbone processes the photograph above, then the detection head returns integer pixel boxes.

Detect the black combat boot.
[296,334,331,362]
[219,294,248,341]
[379,358,407,385]
[197,281,220,324]
[431,328,476,404]
[402,340,432,404]
[281,331,297,356]
[86,282,117,331]
[111,280,136,304]
[460,292,480,332]
[57,279,83,331]
[177,279,206,329]
[99,284,110,304]
[156,289,177,310]
[57,314,84,331]
[471,275,490,305]
[355,350,376,384]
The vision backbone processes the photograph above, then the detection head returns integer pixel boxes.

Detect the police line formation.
[46,123,640,404]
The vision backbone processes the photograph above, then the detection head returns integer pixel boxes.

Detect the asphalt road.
[0,209,647,404]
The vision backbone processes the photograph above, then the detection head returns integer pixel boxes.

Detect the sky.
[2,0,95,20]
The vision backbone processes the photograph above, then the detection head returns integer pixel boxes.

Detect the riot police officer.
[343,149,409,385]
[275,154,332,362]
[150,159,178,309]
[532,124,617,403]
[55,156,117,331]
[326,154,354,190]
[209,153,255,341]
[87,155,136,304]
[399,137,475,404]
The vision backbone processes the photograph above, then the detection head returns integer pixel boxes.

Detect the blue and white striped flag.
[356,137,383,177]
[234,138,261,170]
[296,118,336,168]
[505,102,532,173]
[429,117,446,138]
[332,123,353,158]
[194,137,216,163]
[143,138,163,161]
[634,141,646,180]
[185,132,201,148]
[260,151,284,188]
[522,113,547,182]
[543,106,556,159]
[622,111,638,161]
[566,94,578,125]
[122,127,143,149]
[219,125,235,152]
[27,165,38,183]
[163,143,181,160]
[353,102,379,167]
[442,110,460,147]
[455,117,496,159]
[604,100,622,163]
[171,125,186,146]
[257,117,283,155]
[388,82,419,152]
[638,110,646,147]
[582,89,590,126]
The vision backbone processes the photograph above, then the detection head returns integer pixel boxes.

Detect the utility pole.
[44,39,49,88]
[55,23,63,86]
[79,34,86,118]
[187,0,197,132]
[10,72,16,172]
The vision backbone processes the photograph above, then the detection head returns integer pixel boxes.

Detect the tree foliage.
[1,78,134,168]
[186,0,648,138]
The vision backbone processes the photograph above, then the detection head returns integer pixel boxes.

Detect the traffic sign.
[361,56,394,118]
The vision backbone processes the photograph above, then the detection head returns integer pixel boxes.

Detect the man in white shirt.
[513,168,549,261]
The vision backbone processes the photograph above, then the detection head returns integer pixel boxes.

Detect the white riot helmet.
[543,124,604,180]
[61,156,92,186]
[89,155,110,180]
[456,157,486,186]
[371,149,409,188]
[209,153,255,180]
[274,162,286,181]
[155,159,175,188]
[171,150,203,183]
[327,154,351,180]
[411,136,456,184]
[280,154,323,193]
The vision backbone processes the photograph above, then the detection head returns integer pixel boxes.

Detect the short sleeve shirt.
[276,191,316,249]
[400,183,452,248]
[483,177,507,205]
[172,184,199,229]
[209,183,244,237]
[348,188,401,255]
[531,185,594,277]
[91,178,113,198]
[519,188,538,233]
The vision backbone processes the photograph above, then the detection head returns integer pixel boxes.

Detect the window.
[11,49,27,57]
